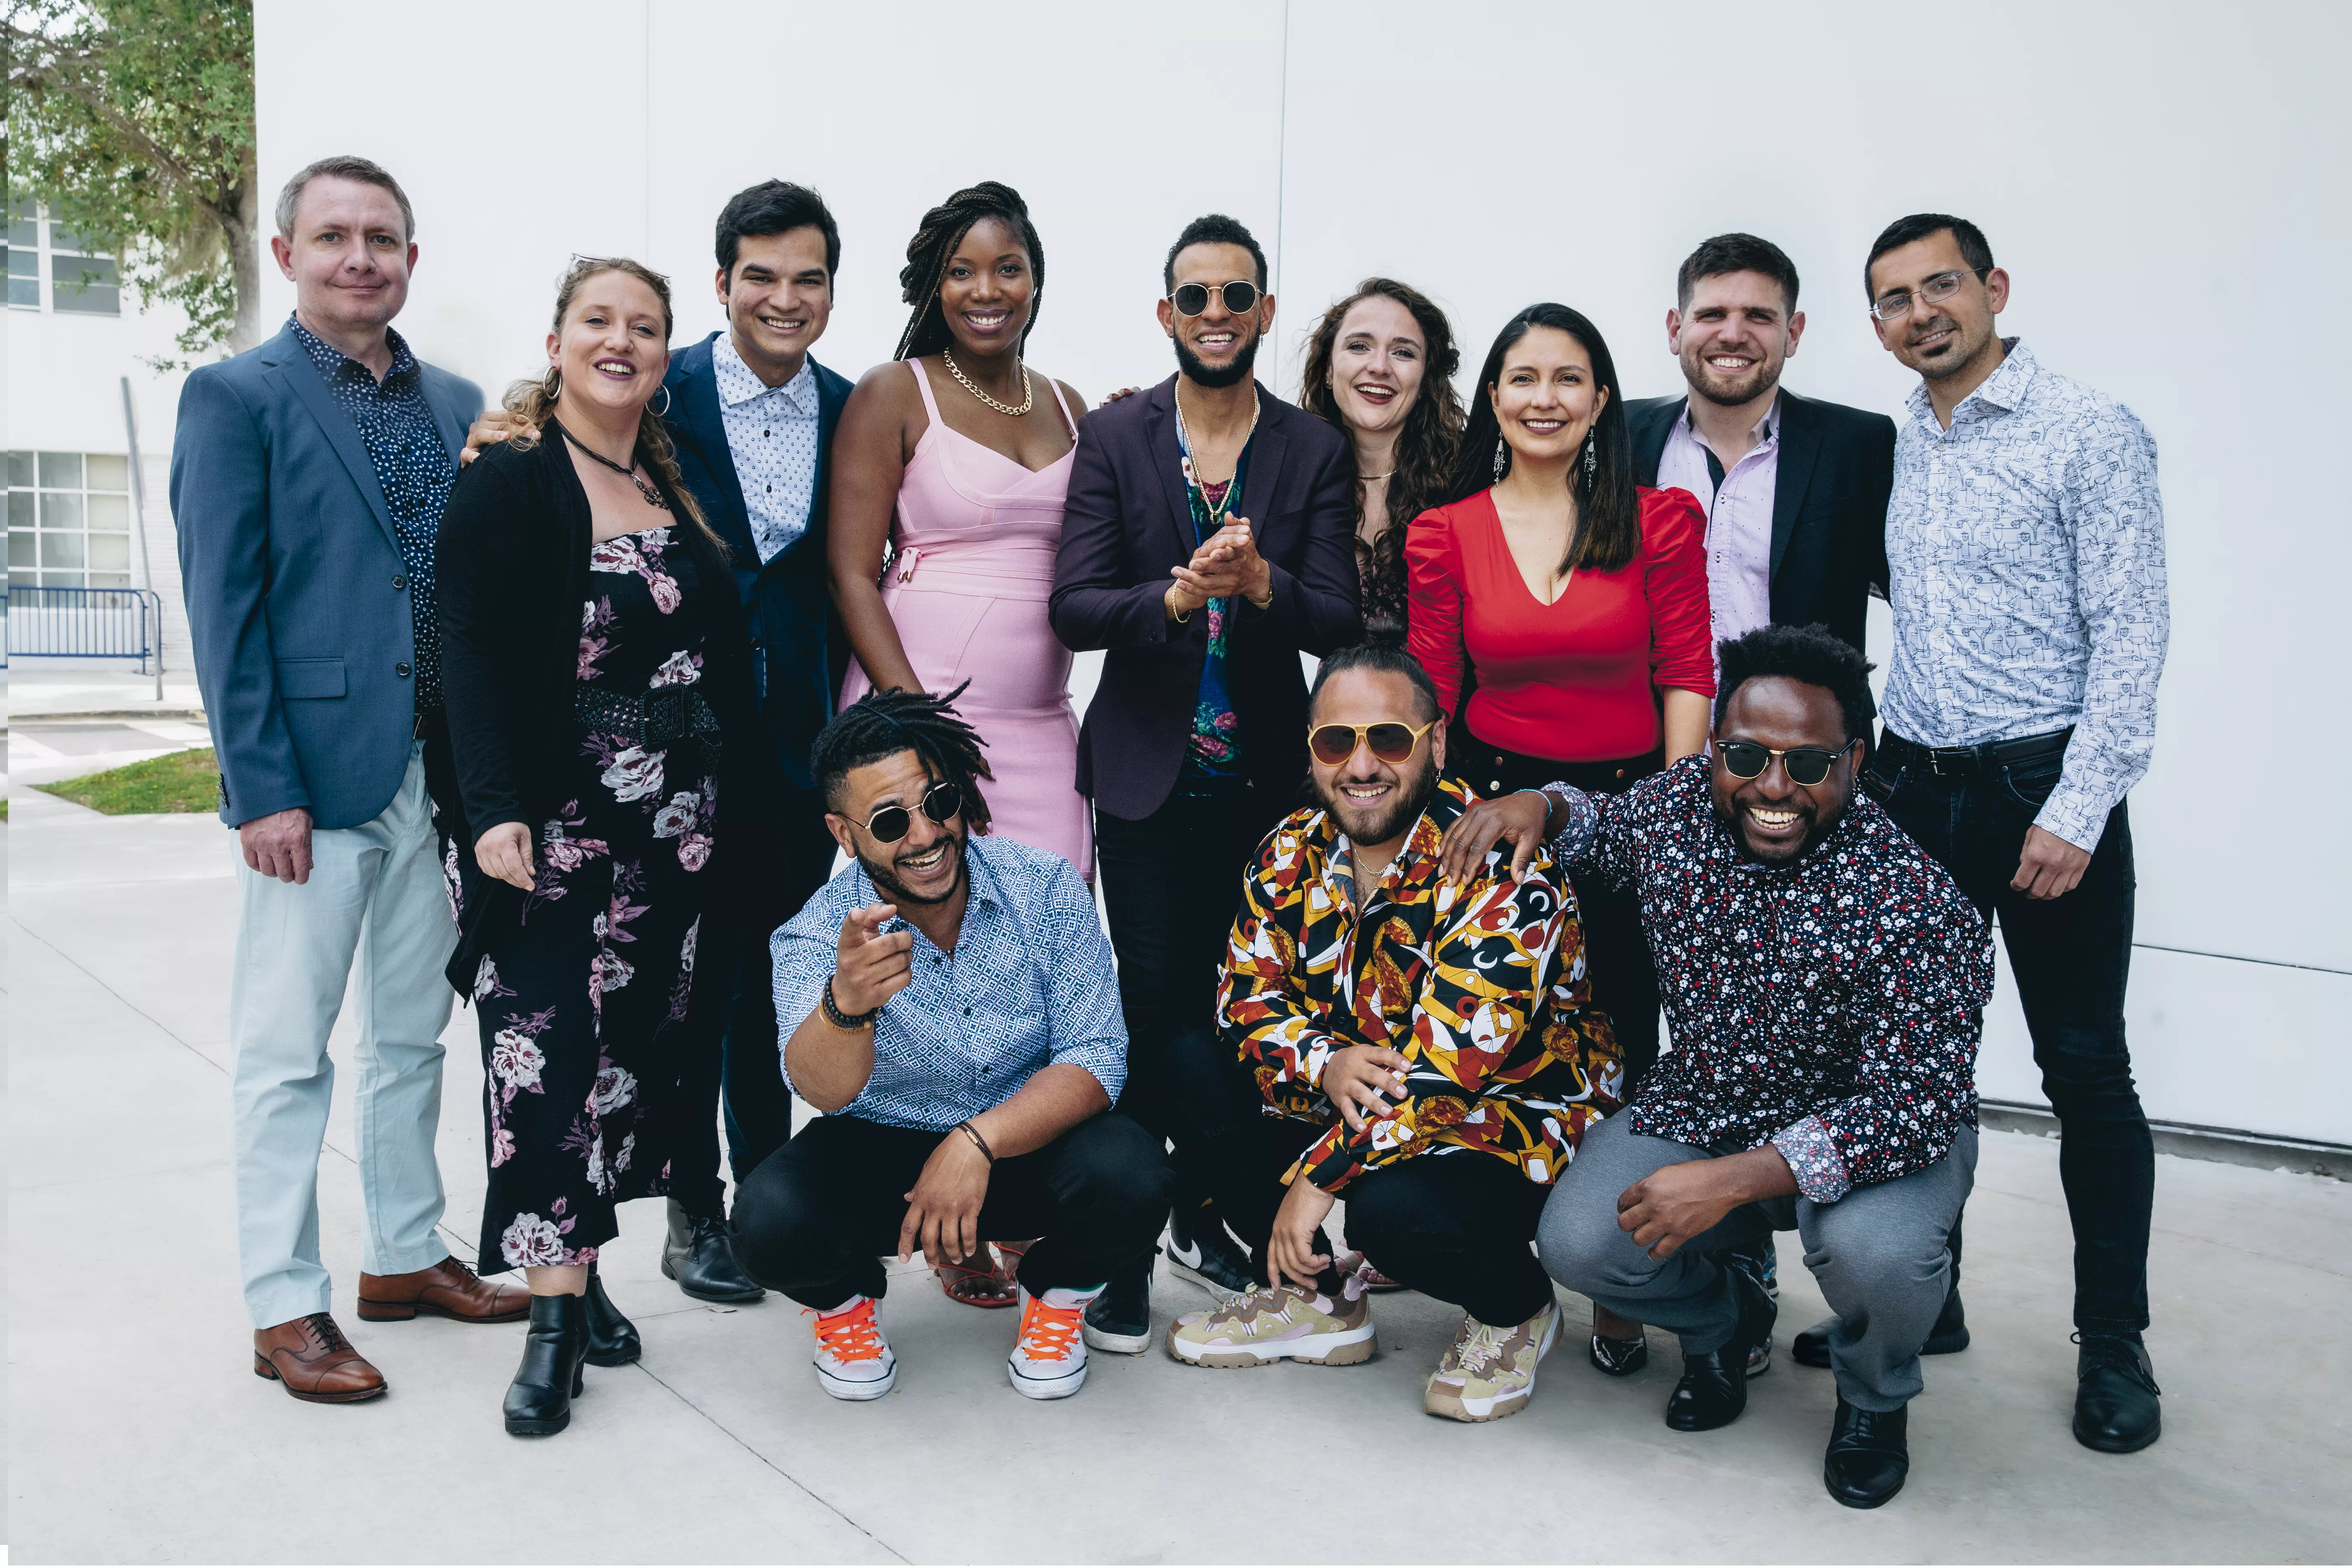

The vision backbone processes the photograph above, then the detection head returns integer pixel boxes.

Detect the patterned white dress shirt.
[711,333,820,563]
[1881,338,2168,852]
[1656,394,1781,647]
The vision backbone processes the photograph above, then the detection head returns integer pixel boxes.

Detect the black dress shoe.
[582,1263,641,1367]
[662,1197,765,1304]
[1665,1262,1776,1431]
[1589,1329,1649,1376]
[504,1292,589,1437]
[1795,1280,1969,1368]
[1164,1203,1256,1297]
[2073,1333,2161,1452]
[1823,1396,1909,1508]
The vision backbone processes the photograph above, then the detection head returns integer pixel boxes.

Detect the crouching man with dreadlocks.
[729,687,1171,1401]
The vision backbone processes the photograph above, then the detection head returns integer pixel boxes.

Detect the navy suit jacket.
[661,333,852,789]
[171,322,482,830]
[1627,387,1894,655]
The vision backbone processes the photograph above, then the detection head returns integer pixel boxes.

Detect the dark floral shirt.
[1548,754,1992,1201]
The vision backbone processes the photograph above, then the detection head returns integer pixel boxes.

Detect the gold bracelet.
[1166,584,1191,623]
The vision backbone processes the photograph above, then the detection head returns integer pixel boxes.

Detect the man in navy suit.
[175,156,521,1405]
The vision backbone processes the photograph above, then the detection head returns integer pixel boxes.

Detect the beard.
[1174,326,1262,389]
[1318,754,1439,851]
[858,827,967,908]
[1684,348,1782,408]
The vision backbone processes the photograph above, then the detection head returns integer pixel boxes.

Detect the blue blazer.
[171,322,482,830]
[660,333,852,789]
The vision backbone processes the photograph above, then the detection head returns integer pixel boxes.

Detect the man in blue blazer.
[173,156,521,1405]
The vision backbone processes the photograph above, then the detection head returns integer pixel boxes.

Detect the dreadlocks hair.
[1713,623,1877,744]
[892,181,1045,362]
[810,683,996,835]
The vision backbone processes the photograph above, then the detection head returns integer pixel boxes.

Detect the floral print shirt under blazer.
[1217,776,1623,1193]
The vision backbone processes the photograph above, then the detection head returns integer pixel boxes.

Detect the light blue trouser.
[230,743,456,1329]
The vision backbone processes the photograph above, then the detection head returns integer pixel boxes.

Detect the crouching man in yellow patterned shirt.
[1161,642,1623,1422]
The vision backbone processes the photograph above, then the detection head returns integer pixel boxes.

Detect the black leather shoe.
[2073,1333,2161,1452]
[1083,1253,1154,1355]
[1665,1262,1776,1431]
[1823,1396,1909,1508]
[1795,1280,1969,1368]
[582,1263,640,1367]
[1589,1329,1649,1376]
[662,1197,764,1304]
[504,1292,589,1437]
[1164,1203,1256,1297]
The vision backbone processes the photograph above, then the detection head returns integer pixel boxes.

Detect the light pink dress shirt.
[1656,395,1781,646]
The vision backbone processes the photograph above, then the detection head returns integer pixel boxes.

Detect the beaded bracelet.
[820,975,880,1031]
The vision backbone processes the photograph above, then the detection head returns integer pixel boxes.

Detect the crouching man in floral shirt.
[1447,623,1992,1509]
[1162,642,1622,1424]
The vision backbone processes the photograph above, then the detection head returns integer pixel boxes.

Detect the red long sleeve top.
[1407,486,1716,763]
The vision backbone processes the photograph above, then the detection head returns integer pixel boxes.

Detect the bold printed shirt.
[1881,338,2169,851]
[1217,776,1623,1192]
[1546,755,1991,1201]
[1656,395,1780,649]
[288,314,454,711]
[712,333,820,563]
[771,832,1126,1130]
[1179,456,1250,785]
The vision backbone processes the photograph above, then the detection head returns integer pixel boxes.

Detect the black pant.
[672,786,836,1219]
[728,1112,1174,1310]
[1462,737,1665,1091]
[1168,1025,1554,1326]
[1873,729,2151,1336]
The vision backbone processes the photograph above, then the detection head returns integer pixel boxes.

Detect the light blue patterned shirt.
[771,833,1127,1129]
[1881,338,2169,851]
[712,333,820,563]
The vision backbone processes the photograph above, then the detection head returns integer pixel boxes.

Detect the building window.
[6,451,135,590]
[5,199,122,317]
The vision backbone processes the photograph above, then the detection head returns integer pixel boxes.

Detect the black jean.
[728,1111,1174,1310]
[1872,729,2151,1336]
[1167,1025,1554,1326]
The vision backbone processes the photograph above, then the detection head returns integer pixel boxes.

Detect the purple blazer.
[1050,375,1361,820]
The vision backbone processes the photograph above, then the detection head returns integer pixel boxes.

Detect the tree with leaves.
[7,0,257,364]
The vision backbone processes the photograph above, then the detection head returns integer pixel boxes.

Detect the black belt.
[1880,725,2071,777]
[575,684,720,747]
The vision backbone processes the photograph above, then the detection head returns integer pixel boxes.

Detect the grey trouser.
[1538,1113,1977,1411]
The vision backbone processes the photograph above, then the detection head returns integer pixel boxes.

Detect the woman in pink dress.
[830,182,1092,890]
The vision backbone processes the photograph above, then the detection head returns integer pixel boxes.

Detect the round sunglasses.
[1307,718,1437,766]
[852,780,964,844]
[1168,279,1261,317]
[1715,739,1857,787]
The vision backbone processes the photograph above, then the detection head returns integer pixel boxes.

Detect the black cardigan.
[435,426,780,985]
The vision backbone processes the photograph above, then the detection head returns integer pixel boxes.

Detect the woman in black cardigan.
[438,257,776,1437]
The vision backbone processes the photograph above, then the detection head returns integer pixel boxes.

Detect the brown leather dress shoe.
[358,1256,530,1323]
[254,1313,387,1403]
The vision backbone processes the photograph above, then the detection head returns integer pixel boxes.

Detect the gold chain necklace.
[941,348,1034,417]
[1172,380,1261,527]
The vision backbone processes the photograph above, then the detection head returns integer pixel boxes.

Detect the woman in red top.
[1408,303,1712,1093]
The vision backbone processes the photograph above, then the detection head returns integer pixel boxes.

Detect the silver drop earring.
[1583,428,1597,479]
[1493,436,1509,483]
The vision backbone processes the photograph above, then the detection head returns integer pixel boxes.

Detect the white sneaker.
[809,1295,895,1400]
[1007,1285,1093,1400]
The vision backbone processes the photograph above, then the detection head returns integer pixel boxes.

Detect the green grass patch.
[41,746,221,815]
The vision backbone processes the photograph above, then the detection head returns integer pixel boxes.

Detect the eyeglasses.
[1307,718,1438,766]
[1716,740,1857,787]
[1868,268,1989,322]
[854,780,964,843]
[1168,279,1261,317]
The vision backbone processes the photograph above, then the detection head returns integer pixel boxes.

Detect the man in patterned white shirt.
[1863,213,2169,1456]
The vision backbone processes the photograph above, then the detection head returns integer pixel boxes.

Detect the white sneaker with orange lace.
[1006,1284,1096,1400]
[810,1295,896,1401]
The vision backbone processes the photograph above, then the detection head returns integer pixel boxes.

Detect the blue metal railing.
[3,584,164,670]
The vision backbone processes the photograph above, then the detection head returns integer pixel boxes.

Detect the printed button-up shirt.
[772,831,1126,1130]
[289,313,455,711]
[712,333,820,563]
[1548,754,1991,1202]
[1881,338,2169,851]
[1657,394,1780,647]
[1218,776,1623,1192]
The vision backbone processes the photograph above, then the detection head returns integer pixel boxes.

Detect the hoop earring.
[544,369,562,402]
[649,384,672,419]
[1492,436,1509,483]
[1583,428,1597,479]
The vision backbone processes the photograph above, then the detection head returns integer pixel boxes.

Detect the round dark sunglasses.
[1168,279,1261,317]
[1716,740,1856,787]
[854,780,964,844]
[1307,718,1437,766]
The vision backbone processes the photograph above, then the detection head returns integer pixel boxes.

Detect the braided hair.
[811,683,996,834]
[892,181,1045,362]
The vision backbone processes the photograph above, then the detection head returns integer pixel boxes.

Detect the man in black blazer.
[1625,233,1894,657]
[1051,214,1359,1344]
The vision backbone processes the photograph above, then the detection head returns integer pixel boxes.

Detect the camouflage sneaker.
[1166,1280,1375,1368]
[1424,1301,1559,1422]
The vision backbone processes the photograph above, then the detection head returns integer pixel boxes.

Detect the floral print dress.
[467,525,720,1271]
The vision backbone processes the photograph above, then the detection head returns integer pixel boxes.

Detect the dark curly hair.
[811,683,996,834]
[1299,279,1465,637]
[892,181,1044,362]
[1714,623,1877,744]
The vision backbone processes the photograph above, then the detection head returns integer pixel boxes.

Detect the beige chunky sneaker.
[1424,1300,1559,1421]
[1166,1279,1375,1367]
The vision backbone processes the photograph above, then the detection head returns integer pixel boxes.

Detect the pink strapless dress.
[839,359,1092,876]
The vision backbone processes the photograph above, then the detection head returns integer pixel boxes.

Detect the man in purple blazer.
[1050,213,1359,1351]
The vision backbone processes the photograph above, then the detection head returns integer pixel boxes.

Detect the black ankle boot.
[504,1292,589,1437]
[1823,1396,1910,1508]
[583,1263,641,1367]
[1665,1264,1775,1431]
[662,1197,765,1304]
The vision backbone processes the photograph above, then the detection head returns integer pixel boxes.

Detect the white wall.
[237,0,2349,1142]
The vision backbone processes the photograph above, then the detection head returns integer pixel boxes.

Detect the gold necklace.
[1358,470,1396,482]
[1172,380,1261,526]
[941,348,1033,416]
